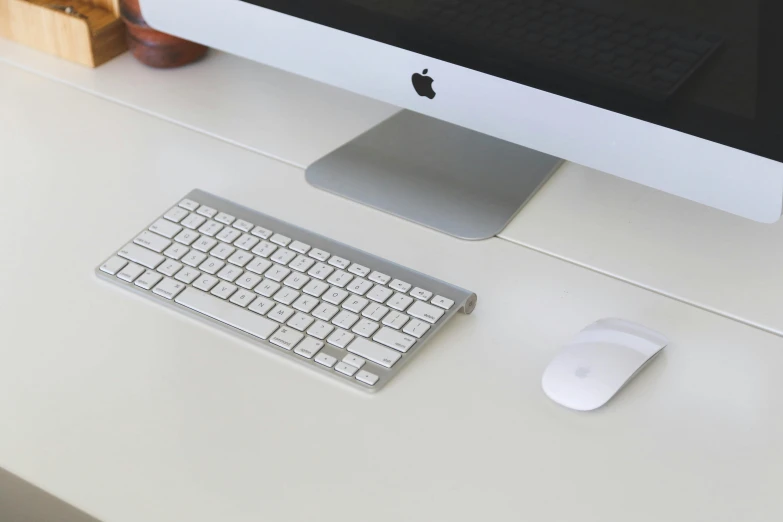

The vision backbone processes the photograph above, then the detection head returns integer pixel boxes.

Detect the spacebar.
[175,288,279,340]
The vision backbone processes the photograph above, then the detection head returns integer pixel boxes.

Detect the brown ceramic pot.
[120,0,208,68]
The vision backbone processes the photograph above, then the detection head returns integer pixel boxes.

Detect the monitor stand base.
[306,110,563,240]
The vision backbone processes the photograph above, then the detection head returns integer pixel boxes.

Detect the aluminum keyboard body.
[96,190,477,392]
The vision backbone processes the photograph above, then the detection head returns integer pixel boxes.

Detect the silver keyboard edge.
[95,189,478,392]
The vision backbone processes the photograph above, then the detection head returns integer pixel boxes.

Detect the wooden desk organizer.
[0,0,126,67]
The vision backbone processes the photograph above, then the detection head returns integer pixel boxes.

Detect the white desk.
[1,53,782,522]
[4,39,782,338]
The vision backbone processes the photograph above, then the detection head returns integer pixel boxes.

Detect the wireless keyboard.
[96,190,477,392]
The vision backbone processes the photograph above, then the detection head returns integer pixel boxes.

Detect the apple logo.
[574,366,591,379]
[412,69,436,99]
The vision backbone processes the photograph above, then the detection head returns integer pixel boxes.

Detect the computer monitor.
[140,0,783,237]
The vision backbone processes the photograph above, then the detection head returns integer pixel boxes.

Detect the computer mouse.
[541,318,669,411]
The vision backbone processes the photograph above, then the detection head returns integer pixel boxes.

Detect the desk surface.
[1,56,782,522]
[3,39,782,338]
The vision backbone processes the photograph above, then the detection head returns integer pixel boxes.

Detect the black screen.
[242,0,783,164]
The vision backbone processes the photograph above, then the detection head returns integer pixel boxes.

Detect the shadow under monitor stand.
[306,111,562,240]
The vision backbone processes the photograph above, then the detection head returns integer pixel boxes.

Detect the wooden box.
[0,0,126,67]
[0,0,11,38]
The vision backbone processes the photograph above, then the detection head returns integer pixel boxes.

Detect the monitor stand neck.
[306,110,563,240]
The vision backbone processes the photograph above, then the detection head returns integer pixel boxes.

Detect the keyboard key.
[192,236,218,253]
[352,319,380,338]
[248,296,275,315]
[432,295,454,310]
[315,352,337,368]
[374,327,416,353]
[215,212,235,225]
[408,301,445,324]
[283,272,310,290]
[234,219,253,232]
[118,243,164,269]
[182,251,207,268]
[251,241,277,258]
[178,199,199,211]
[264,264,291,282]
[255,279,281,297]
[217,264,242,282]
[234,234,259,251]
[327,329,355,349]
[289,241,310,254]
[343,296,369,313]
[216,227,241,244]
[270,233,291,247]
[198,257,225,275]
[117,262,145,282]
[198,220,224,237]
[173,229,199,246]
[327,270,353,288]
[292,295,319,313]
[307,262,334,280]
[294,337,324,358]
[368,271,391,285]
[287,312,315,331]
[175,287,278,340]
[271,248,296,265]
[273,287,300,305]
[174,266,200,284]
[346,277,372,296]
[387,293,414,311]
[196,205,217,218]
[389,279,411,293]
[328,256,350,269]
[192,274,219,292]
[332,311,359,330]
[343,354,366,369]
[229,289,256,308]
[268,304,295,323]
[251,226,273,239]
[164,206,189,223]
[410,287,433,301]
[403,319,431,338]
[313,303,339,321]
[134,231,171,253]
[289,255,315,273]
[163,243,188,260]
[227,250,253,267]
[362,303,389,322]
[100,255,127,275]
[153,277,186,300]
[308,248,330,262]
[366,285,393,303]
[181,213,206,230]
[356,370,379,386]
[236,272,262,290]
[323,288,349,305]
[335,362,358,377]
[307,320,334,340]
[347,338,402,368]
[382,311,409,330]
[158,259,183,277]
[246,257,272,275]
[348,263,370,277]
[134,270,163,290]
[149,219,182,239]
[303,280,329,297]
[211,282,237,300]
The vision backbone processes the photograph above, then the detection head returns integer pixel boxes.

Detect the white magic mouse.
[542,318,669,411]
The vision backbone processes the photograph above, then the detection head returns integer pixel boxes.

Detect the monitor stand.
[306,110,563,240]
